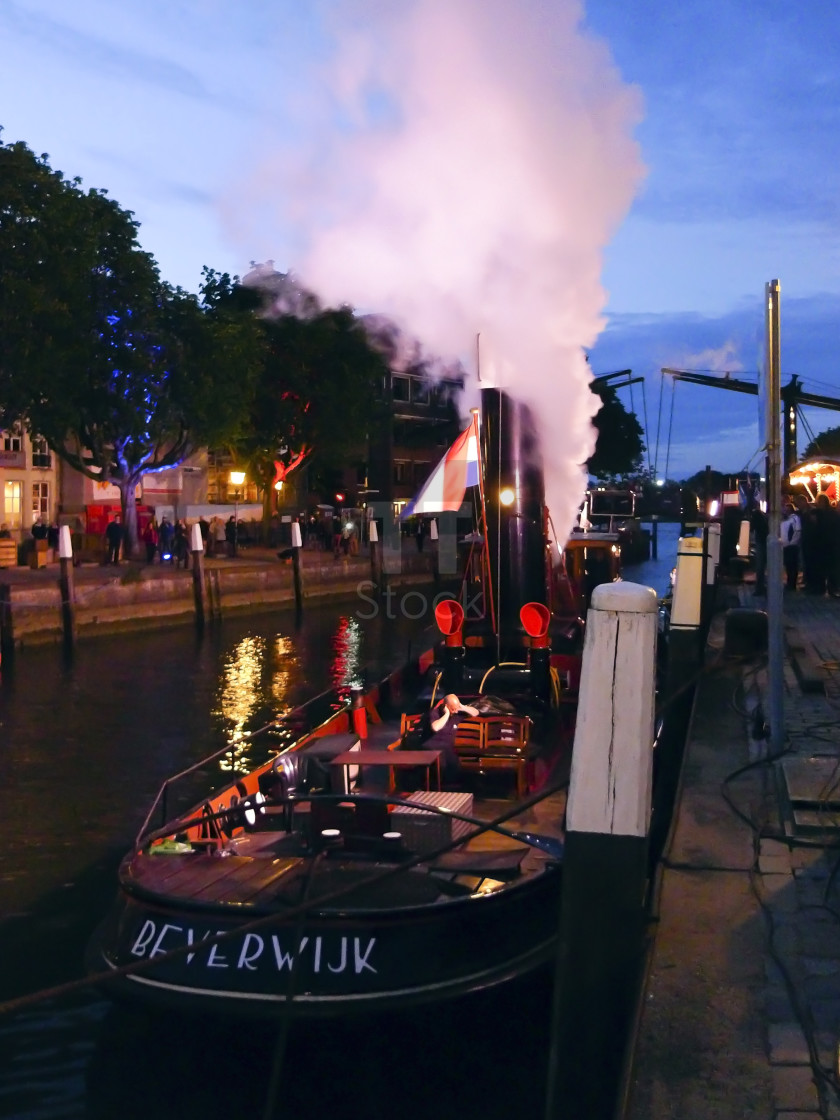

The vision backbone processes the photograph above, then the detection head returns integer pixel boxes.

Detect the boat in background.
[87,388,623,1019]
[582,486,651,564]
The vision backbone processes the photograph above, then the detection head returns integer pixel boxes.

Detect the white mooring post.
[189,522,207,630]
[291,520,304,613]
[58,525,76,650]
[546,581,658,1120]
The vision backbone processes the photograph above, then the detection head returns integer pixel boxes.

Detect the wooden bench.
[0,538,18,568]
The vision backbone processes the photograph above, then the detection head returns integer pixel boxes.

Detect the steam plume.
[237,0,644,536]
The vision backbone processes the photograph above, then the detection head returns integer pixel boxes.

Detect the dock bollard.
[291,521,304,612]
[190,523,206,630]
[58,525,77,651]
[546,581,658,1120]
[368,518,381,592]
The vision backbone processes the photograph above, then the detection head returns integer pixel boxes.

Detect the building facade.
[0,425,60,540]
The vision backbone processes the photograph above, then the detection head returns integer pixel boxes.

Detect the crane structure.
[661,368,840,476]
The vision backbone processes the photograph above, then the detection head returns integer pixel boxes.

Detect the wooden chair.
[400,712,423,738]
[452,718,487,788]
[458,716,533,799]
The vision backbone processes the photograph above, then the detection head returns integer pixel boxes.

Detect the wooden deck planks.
[131,853,303,905]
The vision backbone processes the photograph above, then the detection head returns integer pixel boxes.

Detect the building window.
[4,481,22,530]
[413,461,430,485]
[411,380,430,404]
[392,376,410,402]
[30,436,52,469]
[2,431,22,453]
[32,482,49,522]
[393,460,409,485]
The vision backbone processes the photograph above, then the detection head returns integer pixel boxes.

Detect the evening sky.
[1,0,837,480]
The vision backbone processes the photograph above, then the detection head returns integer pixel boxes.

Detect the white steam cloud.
[237,0,644,537]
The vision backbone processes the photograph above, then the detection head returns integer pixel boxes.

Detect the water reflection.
[270,634,298,712]
[330,615,363,693]
[216,634,267,771]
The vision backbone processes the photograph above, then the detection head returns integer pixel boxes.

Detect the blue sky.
[1,0,838,483]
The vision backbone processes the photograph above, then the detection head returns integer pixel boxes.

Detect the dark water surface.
[0,536,677,1120]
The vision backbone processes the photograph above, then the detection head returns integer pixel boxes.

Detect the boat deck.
[125,783,568,914]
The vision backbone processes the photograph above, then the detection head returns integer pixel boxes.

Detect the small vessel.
[87,389,622,1018]
[582,486,651,564]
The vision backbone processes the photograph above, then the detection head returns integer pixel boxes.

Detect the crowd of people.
[751,494,840,596]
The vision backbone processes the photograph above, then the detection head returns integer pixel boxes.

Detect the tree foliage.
[236,270,389,513]
[0,137,260,551]
[586,383,646,480]
[803,426,840,460]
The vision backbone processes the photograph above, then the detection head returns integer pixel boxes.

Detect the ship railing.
[136,687,343,845]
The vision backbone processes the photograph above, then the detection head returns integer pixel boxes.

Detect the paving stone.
[761,855,793,874]
[801,956,840,977]
[803,973,840,1001]
[811,1000,840,1032]
[793,859,833,879]
[774,923,802,955]
[800,925,840,956]
[797,880,831,908]
[766,984,796,1021]
[775,1113,823,1119]
[769,1022,812,1064]
[763,837,793,857]
[767,956,787,984]
[772,1065,821,1111]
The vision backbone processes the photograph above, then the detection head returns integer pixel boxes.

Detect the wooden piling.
[546,581,658,1120]
[291,521,304,612]
[58,525,76,651]
[369,519,382,593]
[190,523,207,630]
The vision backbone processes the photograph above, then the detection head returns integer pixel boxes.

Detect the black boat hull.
[87,864,562,1018]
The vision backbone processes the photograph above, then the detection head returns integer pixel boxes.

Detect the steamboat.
[86,388,622,1018]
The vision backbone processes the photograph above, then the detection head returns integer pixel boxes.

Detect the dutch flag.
[402,421,480,516]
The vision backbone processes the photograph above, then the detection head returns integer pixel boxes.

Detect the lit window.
[32,481,49,520]
[4,481,22,529]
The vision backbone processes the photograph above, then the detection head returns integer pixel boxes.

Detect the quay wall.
[0,551,438,648]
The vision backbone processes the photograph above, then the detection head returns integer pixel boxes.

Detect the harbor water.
[0,528,680,1120]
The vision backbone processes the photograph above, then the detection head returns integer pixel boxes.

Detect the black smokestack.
[481,388,547,643]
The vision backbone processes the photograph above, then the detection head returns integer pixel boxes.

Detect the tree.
[587,383,646,480]
[0,138,261,552]
[236,270,389,517]
[803,426,840,460]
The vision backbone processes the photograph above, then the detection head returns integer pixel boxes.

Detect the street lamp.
[229,470,245,557]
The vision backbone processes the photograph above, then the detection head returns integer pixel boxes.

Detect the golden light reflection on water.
[214,619,365,774]
[216,635,266,772]
[270,634,298,714]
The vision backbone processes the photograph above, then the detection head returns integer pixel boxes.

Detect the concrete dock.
[629,589,840,1119]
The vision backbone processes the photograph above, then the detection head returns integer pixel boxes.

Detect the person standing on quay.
[142,517,158,564]
[812,494,840,596]
[104,514,123,566]
[780,499,802,591]
[750,505,769,596]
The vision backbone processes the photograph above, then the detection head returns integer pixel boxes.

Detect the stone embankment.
[0,545,441,649]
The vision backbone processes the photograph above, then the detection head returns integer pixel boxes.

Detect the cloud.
[0,0,228,106]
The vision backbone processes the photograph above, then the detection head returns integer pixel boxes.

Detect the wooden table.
[332,750,443,793]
